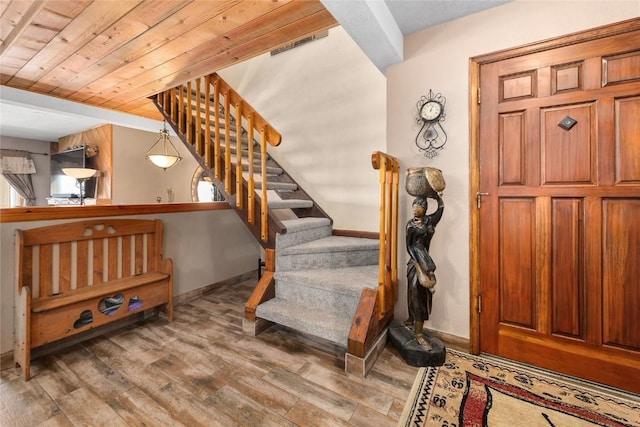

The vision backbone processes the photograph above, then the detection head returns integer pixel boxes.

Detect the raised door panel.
[551,61,583,94]
[615,96,640,184]
[602,199,640,349]
[603,50,640,86]
[542,104,596,185]
[499,198,536,329]
[551,198,584,339]
[499,112,526,185]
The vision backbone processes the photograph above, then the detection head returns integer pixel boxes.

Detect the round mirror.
[191,166,225,202]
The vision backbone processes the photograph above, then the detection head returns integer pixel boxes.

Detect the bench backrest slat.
[17,219,165,300]
[134,233,144,276]
[39,245,52,298]
[60,242,72,294]
[107,236,118,281]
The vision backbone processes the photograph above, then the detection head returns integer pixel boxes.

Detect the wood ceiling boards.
[0,0,337,120]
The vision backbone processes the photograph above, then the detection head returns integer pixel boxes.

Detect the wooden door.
[472,19,640,394]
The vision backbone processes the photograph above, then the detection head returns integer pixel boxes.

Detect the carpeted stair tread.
[242,163,283,175]
[273,266,377,314]
[281,217,331,233]
[255,298,351,346]
[276,235,379,271]
[276,218,333,250]
[199,120,238,133]
[280,235,379,255]
[268,199,314,209]
[275,265,378,295]
[223,145,269,160]
[255,181,297,191]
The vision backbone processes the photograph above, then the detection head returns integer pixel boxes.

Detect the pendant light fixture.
[145,121,182,170]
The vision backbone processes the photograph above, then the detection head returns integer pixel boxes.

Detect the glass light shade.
[62,167,97,179]
[145,122,182,170]
[147,154,181,169]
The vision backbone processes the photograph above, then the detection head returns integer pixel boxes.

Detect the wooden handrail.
[347,151,399,358]
[154,72,282,245]
[371,151,400,318]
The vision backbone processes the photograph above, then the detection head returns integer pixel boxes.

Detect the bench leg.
[15,286,32,381]
[164,301,174,321]
[14,359,30,381]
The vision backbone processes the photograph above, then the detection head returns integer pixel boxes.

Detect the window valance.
[0,149,37,174]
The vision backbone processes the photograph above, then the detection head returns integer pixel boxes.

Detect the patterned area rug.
[398,349,640,427]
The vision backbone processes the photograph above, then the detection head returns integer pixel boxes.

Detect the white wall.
[0,210,260,355]
[218,27,387,232]
[0,136,51,206]
[112,126,199,204]
[387,0,639,338]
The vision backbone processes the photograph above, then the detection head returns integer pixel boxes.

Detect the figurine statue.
[404,167,445,349]
[405,194,444,348]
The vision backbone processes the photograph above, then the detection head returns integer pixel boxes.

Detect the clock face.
[420,100,443,122]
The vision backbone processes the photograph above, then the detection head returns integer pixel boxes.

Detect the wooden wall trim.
[468,58,481,355]
[332,229,379,240]
[0,202,229,223]
[472,17,640,65]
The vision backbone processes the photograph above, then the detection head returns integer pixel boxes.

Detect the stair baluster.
[224,92,232,194]
[195,77,202,156]
[213,79,221,180]
[186,81,192,145]
[235,102,243,209]
[178,84,185,134]
[204,76,212,168]
[247,114,255,224]
[260,127,268,242]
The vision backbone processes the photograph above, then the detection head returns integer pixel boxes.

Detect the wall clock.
[415,90,447,159]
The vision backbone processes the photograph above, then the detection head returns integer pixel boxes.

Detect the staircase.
[260,218,379,346]
[152,74,399,375]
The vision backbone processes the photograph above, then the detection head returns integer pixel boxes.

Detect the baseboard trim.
[173,270,258,306]
[332,229,379,240]
[425,328,470,353]
[1,351,14,371]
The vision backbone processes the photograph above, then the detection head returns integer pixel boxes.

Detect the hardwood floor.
[0,278,419,426]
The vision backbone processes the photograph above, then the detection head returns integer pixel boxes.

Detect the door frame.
[468,17,640,355]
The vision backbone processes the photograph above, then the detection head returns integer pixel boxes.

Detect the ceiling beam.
[321,0,402,74]
[0,86,166,139]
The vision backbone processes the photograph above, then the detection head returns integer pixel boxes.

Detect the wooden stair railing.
[348,151,399,359]
[153,73,282,247]
[372,151,399,317]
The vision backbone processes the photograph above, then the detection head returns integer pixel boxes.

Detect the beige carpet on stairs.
[398,349,639,427]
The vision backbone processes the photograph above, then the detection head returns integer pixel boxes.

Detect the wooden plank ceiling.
[0,0,337,120]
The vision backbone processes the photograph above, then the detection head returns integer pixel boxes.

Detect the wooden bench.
[14,218,173,380]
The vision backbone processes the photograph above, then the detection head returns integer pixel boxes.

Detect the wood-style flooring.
[0,278,419,426]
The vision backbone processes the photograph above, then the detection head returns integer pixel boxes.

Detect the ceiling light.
[145,121,182,170]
